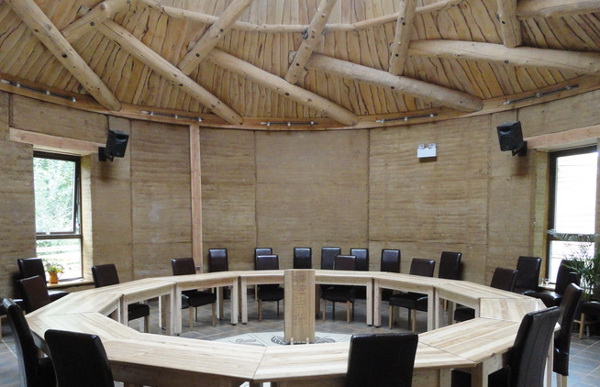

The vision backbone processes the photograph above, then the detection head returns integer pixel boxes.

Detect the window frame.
[33,151,83,278]
[546,145,597,280]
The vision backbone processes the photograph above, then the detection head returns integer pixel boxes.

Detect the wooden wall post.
[190,125,203,271]
[284,269,316,344]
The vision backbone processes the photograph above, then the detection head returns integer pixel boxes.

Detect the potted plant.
[547,230,600,301]
[44,261,64,284]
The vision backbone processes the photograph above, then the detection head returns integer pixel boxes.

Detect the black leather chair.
[388,258,436,331]
[255,254,284,321]
[554,284,583,386]
[454,267,518,322]
[380,249,401,301]
[438,251,462,280]
[2,298,56,387]
[531,260,579,307]
[208,248,228,272]
[171,258,217,329]
[17,258,68,302]
[91,264,151,332]
[380,249,401,273]
[578,299,600,338]
[255,247,273,259]
[18,275,52,313]
[452,307,560,387]
[321,247,341,270]
[513,256,542,295]
[45,329,114,387]
[345,332,418,387]
[349,248,369,271]
[322,255,357,323]
[413,251,462,316]
[293,247,312,269]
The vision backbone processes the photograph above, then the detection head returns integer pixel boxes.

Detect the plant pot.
[48,272,59,284]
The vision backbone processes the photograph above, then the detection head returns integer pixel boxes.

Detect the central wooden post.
[284,269,315,344]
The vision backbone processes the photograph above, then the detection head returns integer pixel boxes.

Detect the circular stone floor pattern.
[216,331,352,346]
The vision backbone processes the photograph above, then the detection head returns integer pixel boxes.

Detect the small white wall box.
[417,143,437,159]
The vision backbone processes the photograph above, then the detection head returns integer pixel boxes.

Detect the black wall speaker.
[99,129,129,161]
[497,121,527,157]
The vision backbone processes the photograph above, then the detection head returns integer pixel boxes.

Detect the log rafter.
[409,40,600,76]
[61,0,135,44]
[517,0,600,19]
[306,53,483,112]
[206,49,358,126]
[5,0,121,111]
[388,0,418,76]
[96,20,243,125]
[178,0,255,75]
[284,0,337,84]
[497,0,522,48]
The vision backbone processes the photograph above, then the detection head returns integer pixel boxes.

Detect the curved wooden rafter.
[5,0,121,111]
[388,0,418,76]
[96,20,244,125]
[409,40,600,76]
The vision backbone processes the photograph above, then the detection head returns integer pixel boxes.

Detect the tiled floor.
[2,298,600,386]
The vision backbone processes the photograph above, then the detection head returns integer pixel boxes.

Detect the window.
[547,147,597,282]
[33,152,82,280]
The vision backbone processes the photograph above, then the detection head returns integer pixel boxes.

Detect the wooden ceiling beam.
[497,0,522,48]
[306,53,483,112]
[97,20,243,125]
[178,0,255,75]
[388,0,418,76]
[207,49,358,126]
[409,40,600,76]
[142,0,465,34]
[284,0,337,84]
[517,0,600,19]
[5,0,121,111]
[61,0,134,44]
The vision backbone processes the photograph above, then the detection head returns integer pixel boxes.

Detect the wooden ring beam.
[25,270,547,387]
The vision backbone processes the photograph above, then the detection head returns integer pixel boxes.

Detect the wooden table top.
[26,270,545,386]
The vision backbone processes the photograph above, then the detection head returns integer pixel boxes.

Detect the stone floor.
[2,297,600,386]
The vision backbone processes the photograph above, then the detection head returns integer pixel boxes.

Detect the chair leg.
[258,300,263,322]
[579,313,586,339]
[188,307,194,331]
[346,301,351,324]
[322,299,327,322]
[556,373,567,387]
[143,315,150,333]
[211,302,216,326]
[389,305,393,328]
[332,302,336,321]
[276,301,280,317]
[411,309,417,332]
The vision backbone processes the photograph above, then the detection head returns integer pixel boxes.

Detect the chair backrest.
[554,283,583,376]
[349,248,369,271]
[18,275,51,313]
[509,306,560,387]
[91,264,120,288]
[2,298,53,387]
[208,248,228,272]
[380,249,401,273]
[490,267,519,291]
[345,332,418,387]
[17,258,46,279]
[45,329,114,387]
[254,248,272,257]
[256,254,280,271]
[334,255,356,271]
[321,247,341,270]
[515,256,542,291]
[171,257,196,276]
[293,247,312,269]
[438,251,462,280]
[409,258,436,277]
[555,260,580,295]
